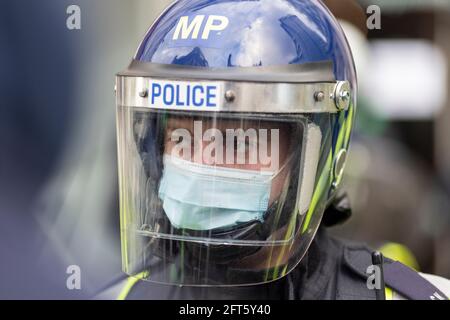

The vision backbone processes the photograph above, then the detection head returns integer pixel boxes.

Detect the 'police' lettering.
[206,86,217,107]
[147,80,221,110]
[151,83,162,105]
[163,85,175,105]
[193,86,204,106]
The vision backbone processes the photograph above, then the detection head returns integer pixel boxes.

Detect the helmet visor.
[117,105,324,286]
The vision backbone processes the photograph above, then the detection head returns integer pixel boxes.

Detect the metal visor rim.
[116,75,348,114]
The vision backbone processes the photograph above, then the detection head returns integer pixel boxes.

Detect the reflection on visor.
[164,116,284,171]
[130,111,303,239]
[116,106,325,286]
[158,154,297,231]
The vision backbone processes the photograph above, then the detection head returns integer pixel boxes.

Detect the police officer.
[103,0,450,300]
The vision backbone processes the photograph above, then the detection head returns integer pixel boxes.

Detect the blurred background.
[0,0,449,299]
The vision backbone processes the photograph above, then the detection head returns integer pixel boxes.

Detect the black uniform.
[120,228,388,300]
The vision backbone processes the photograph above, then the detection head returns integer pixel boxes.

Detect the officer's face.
[164,116,292,206]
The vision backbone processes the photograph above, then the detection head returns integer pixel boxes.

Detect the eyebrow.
[166,117,286,132]
[166,118,194,131]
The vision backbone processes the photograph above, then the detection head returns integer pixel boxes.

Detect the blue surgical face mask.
[158,155,284,231]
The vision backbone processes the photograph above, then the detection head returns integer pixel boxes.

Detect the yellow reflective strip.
[119,189,129,271]
[335,106,354,154]
[280,264,289,277]
[379,243,420,271]
[268,177,299,281]
[271,213,299,279]
[344,105,354,149]
[335,112,347,151]
[385,287,393,300]
[116,271,149,301]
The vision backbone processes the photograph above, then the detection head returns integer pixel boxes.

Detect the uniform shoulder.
[419,273,450,300]
[322,235,380,300]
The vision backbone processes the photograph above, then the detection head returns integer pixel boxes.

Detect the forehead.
[166,115,292,132]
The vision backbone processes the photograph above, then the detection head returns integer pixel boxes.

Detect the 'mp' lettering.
[148,80,221,111]
[173,15,229,40]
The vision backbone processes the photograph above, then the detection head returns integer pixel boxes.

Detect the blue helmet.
[116,0,356,286]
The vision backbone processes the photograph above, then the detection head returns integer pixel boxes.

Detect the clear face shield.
[116,63,351,286]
